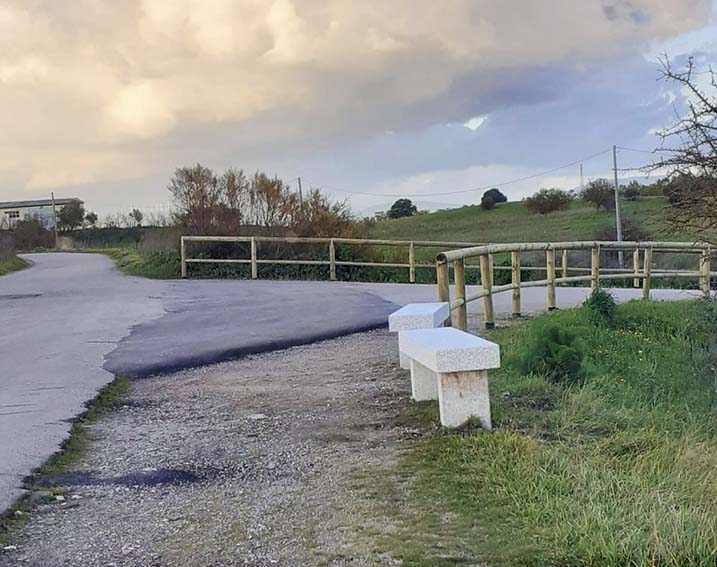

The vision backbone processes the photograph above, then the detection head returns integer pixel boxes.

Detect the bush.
[483,188,507,204]
[480,194,496,210]
[12,218,54,250]
[622,181,640,201]
[0,233,15,261]
[524,188,572,215]
[594,219,652,242]
[583,288,616,325]
[521,324,584,384]
[581,178,615,210]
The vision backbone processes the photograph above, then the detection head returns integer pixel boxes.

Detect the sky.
[0,0,715,218]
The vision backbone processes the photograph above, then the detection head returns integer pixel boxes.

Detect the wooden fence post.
[453,259,467,331]
[511,250,521,317]
[591,244,600,291]
[409,241,416,283]
[546,247,556,310]
[479,254,495,329]
[561,249,568,280]
[488,253,494,285]
[250,237,258,280]
[633,248,640,288]
[436,260,451,327]
[701,246,711,298]
[642,246,652,300]
[180,237,187,278]
[329,239,337,281]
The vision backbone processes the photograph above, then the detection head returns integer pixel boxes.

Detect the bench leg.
[437,370,491,430]
[409,360,438,401]
[399,351,410,370]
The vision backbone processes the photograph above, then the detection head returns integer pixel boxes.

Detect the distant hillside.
[367,197,676,244]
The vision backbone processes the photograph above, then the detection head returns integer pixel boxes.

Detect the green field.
[368,197,673,244]
[378,298,717,566]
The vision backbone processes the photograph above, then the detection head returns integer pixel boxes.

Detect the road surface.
[0,253,698,513]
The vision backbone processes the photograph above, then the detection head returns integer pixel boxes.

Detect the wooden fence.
[180,235,484,282]
[436,241,712,330]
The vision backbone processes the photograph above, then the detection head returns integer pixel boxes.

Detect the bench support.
[437,370,491,430]
[409,360,439,401]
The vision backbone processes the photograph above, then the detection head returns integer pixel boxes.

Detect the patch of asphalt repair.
[0,330,416,567]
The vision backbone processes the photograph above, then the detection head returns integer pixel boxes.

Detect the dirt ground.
[0,330,419,567]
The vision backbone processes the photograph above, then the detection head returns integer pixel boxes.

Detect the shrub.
[622,181,640,201]
[521,324,585,385]
[524,188,572,215]
[594,219,652,242]
[0,233,15,261]
[12,218,54,250]
[483,188,507,204]
[480,194,496,210]
[581,178,615,210]
[583,288,616,325]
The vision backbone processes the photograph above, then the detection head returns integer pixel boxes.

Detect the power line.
[306,148,613,198]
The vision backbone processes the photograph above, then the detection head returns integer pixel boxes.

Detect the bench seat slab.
[438,370,491,430]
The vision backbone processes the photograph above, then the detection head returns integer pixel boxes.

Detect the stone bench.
[400,327,500,430]
[388,302,449,369]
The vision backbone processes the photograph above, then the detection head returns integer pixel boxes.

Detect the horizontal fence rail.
[435,241,713,331]
[180,235,484,282]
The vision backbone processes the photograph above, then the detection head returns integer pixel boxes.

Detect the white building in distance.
[0,198,83,229]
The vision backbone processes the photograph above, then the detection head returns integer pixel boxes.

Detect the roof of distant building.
[0,198,83,209]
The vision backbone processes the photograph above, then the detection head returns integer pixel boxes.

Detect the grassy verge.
[380,299,717,566]
[92,248,180,279]
[0,377,129,543]
[0,257,29,276]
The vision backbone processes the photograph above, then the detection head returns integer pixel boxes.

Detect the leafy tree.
[387,198,418,219]
[581,178,615,210]
[56,200,86,231]
[524,188,572,214]
[130,209,144,227]
[480,194,496,210]
[84,211,98,227]
[483,188,507,203]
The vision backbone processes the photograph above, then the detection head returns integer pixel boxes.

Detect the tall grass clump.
[388,299,717,566]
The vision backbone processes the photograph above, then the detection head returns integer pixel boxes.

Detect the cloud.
[0,0,711,199]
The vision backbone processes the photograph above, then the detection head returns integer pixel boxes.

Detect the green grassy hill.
[368,196,674,244]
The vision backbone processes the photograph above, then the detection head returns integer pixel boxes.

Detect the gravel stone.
[0,330,412,566]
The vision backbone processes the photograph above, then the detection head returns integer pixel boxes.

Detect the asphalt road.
[0,253,699,514]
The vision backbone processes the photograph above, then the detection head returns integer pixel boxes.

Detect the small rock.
[2,545,18,552]
[54,495,65,502]
[14,510,24,517]
[247,413,268,420]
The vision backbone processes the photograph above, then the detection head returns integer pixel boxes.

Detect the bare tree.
[650,56,717,238]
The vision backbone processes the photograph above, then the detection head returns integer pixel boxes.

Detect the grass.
[0,256,29,276]
[368,197,672,244]
[378,298,717,566]
[93,248,180,279]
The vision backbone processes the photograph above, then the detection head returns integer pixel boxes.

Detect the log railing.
[180,235,484,282]
[436,241,712,331]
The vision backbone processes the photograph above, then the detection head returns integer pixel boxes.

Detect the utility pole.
[297,176,304,208]
[579,163,584,192]
[612,145,624,267]
[51,192,59,249]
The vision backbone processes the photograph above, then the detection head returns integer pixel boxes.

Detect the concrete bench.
[400,327,500,430]
[388,302,449,369]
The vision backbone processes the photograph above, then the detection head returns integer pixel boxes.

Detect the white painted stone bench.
[400,327,500,430]
[388,302,449,369]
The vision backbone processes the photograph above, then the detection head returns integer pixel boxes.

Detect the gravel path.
[0,331,413,567]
